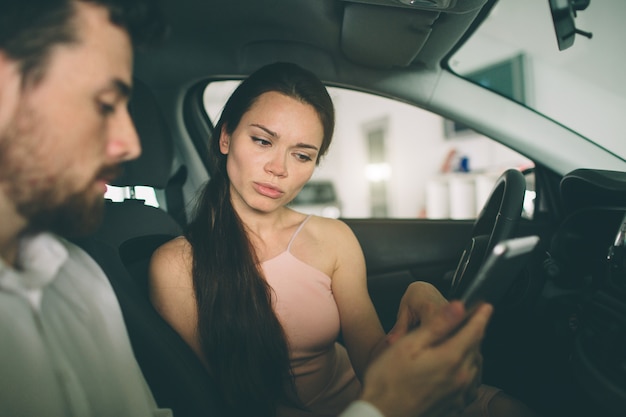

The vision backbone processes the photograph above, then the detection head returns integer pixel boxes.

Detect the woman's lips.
[254,182,284,199]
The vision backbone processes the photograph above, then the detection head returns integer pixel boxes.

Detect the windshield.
[450,0,626,159]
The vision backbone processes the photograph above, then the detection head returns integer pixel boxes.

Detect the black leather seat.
[74,79,224,416]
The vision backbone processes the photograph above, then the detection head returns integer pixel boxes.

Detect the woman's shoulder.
[303,214,359,248]
[297,215,365,278]
[306,214,353,233]
[150,236,193,286]
[153,235,191,260]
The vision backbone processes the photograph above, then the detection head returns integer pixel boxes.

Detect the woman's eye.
[295,153,313,162]
[252,136,271,146]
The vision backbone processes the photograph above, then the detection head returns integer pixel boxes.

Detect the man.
[0,1,169,415]
[0,1,491,416]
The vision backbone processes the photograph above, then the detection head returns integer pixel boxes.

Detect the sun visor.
[341,3,439,68]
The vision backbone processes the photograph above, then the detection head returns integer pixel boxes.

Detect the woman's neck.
[237,207,305,261]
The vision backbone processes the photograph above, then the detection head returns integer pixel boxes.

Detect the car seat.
[73,79,225,416]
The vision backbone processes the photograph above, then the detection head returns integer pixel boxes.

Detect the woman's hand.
[387,281,449,344]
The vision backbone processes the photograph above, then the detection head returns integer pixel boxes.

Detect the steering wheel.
[449,168,527,299]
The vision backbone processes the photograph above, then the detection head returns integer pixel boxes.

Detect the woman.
[150,62,386,417]
[148,62,535,417]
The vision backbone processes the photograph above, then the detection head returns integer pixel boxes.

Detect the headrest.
[110,79,173,188]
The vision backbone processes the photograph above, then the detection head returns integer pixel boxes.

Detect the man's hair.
[0,0,166,84]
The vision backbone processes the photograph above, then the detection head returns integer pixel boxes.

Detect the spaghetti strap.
[287,214,312,251]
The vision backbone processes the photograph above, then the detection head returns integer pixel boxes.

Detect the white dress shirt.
[0,233,171,417]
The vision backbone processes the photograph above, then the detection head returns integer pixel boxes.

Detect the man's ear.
[0,52,22,134]
[219,126,230,155]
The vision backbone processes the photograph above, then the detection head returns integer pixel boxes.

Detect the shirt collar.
[0,232,68,310]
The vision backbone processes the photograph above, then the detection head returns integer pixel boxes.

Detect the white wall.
[314,89,529,218]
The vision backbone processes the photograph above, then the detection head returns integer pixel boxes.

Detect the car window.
[204,81,533,219]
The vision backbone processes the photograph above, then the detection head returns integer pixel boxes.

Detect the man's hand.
[360,301,493,417]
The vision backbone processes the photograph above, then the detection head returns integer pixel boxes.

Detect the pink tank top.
[262,216,361,416]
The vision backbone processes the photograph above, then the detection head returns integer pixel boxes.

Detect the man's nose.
[109,109,142,162]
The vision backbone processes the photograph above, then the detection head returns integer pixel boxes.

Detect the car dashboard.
[541,169,626,415]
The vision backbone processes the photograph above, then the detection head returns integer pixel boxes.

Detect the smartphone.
[460,235,540,312]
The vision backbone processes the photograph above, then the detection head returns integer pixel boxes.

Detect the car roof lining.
[136,0,490,93]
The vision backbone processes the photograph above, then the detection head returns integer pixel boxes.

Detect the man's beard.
[18,164,122,238]
[0,100,121,238]
[23,177,107,238]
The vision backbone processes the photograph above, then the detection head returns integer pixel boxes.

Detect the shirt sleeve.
[339,401,385,417]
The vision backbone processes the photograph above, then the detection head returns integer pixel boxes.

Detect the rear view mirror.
[549,0,593,50]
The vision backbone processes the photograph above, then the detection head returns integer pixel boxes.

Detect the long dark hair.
[186,62,335,417]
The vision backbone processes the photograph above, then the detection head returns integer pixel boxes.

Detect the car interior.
[74,0,626,416]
